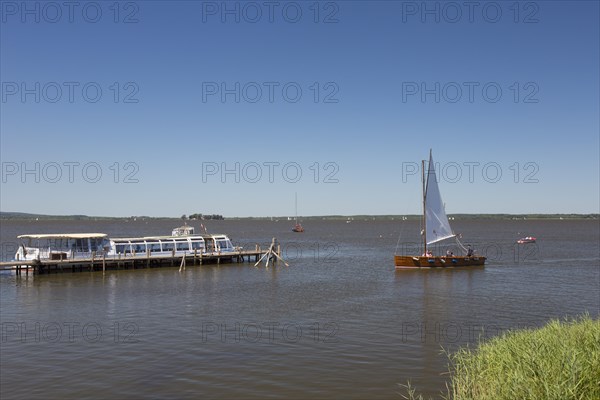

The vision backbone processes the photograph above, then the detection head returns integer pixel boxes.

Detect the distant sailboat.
[395,150,485,269]
[292,193,304,233]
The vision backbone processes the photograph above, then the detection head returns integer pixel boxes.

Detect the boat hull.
[394,255,486,269]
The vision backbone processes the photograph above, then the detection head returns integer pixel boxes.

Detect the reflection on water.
[1,219,599,399]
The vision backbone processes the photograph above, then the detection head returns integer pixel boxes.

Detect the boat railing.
[29,248,107,261]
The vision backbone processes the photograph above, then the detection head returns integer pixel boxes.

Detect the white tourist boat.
[14,228,236,262]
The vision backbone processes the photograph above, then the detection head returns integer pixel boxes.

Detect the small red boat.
[292,223,304,233]
[517,236,536,244]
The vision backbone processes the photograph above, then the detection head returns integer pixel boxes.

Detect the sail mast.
[295,192,298,224]
[422,157,427,255]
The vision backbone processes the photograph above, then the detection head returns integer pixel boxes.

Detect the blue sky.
[1,0,598,217]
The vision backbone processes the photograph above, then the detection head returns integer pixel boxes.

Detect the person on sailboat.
[446,249,454,257]
[466,245,474,257]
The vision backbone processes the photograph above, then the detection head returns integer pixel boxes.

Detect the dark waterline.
[1,219,599,399]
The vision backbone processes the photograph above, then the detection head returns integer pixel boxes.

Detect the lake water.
[1,218,598,399]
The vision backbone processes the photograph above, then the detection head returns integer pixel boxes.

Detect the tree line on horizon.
[183,213,224,221]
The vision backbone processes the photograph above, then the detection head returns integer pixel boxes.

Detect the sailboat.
[395,150,485,269]
[292,193,304,233]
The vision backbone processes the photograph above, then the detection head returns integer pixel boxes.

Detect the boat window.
[75,239,87,252]
[148,243,161,252]
[48,238,66,250]
[133,243,146,253]
[162,241,174,252]
[176,241,189,251]
[190,240,203,250]
[90,238,105,251]
[116,244,130,254]
[216,239,232,250]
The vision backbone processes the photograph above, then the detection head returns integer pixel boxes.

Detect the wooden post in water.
[91,251,95,272]
[171,249,175,267]
[146,249,150,268]
[255,238,288,268]
[194,248,197,265]
[179,252,186,272]
[102,254,106,274]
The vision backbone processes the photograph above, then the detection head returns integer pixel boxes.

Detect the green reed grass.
[401,315,600,400]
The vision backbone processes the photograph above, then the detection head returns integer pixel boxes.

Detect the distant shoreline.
[1,212,598,221]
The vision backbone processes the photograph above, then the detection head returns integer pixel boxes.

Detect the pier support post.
[179,252,186,272]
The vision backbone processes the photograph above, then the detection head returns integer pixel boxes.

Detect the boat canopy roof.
[18,233,108,239]
[111,234,228,242]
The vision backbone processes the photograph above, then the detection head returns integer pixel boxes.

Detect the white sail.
[425,152,455,245]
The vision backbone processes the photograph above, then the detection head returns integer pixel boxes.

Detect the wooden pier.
[0,245,280,275]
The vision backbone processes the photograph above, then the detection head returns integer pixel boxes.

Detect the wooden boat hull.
[395,255,486,269]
